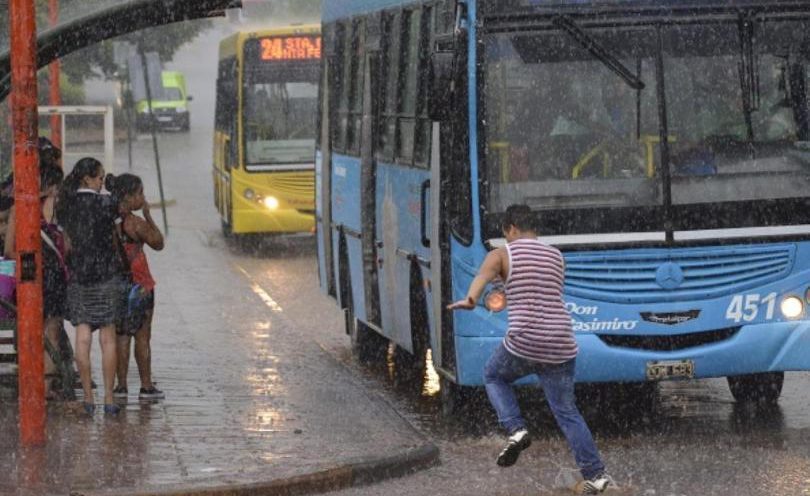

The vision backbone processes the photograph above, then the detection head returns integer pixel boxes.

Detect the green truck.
[136,71,192,132]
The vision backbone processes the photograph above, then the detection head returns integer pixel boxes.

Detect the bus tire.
[221,218,233,239]
[439,376,471,417]
[339,243,387,364]
[392,270,430,393]
[349,314,388,365]
[727,372,784,404]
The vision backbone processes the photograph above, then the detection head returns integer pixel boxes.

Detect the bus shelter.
[3,0,241,446]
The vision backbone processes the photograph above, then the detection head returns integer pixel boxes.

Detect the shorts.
[117,285,154,336]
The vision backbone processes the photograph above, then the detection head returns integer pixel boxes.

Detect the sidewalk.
[0,221,438,495]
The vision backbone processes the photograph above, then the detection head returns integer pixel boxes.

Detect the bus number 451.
[725,292,777,323]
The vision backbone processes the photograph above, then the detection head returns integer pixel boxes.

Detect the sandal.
[104,404,121,416]
[83,402,95,416]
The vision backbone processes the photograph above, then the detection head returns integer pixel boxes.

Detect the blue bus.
[315,0,810,409]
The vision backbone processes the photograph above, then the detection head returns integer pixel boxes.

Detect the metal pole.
[10,0,46,447]
[48,0,61,149]
[137,42,169,235]
[124,82,134,170]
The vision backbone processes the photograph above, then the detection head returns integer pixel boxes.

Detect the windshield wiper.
[738,13,760,145]
[553,15,645,91]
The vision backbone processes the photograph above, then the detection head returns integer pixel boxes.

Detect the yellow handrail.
[490,141,511,182]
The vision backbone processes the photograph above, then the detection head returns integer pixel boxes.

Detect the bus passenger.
[57,157,124,416]
[448,204,612,494]
[106,174,165,401]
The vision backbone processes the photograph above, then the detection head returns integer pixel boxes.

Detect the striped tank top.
[503,239,578,364]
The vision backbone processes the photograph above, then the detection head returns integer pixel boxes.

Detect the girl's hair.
[105,173,143,205]
[56,157,104,227]
[40,163,63,194]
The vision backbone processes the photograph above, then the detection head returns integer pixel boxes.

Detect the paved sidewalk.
[0,222,438,496]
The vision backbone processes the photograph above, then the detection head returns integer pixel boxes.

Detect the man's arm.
[447,249,504,310]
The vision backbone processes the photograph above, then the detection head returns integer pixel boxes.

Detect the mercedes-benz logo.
[655,262,685,289]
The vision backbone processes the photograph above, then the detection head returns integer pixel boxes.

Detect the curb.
[75,442,440,496]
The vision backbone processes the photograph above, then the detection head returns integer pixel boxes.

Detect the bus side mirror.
[187,95,194,102]
[428,51,456,122]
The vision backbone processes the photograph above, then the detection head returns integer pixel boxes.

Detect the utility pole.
[9,0,46,446]
[138,41,169,235]
[48,0,62,149]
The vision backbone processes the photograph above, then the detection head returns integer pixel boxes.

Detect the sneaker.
[113,386,128,398]
[579,472,612,494]
[496,428,531,467]
[139,386,165,399]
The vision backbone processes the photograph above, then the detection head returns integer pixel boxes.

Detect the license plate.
[157,116,172,122]
[646,360,695,380]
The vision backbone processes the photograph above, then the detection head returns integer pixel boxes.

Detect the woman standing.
[106,174,165,400]
[5,163,67,398]
[57,157,124,415]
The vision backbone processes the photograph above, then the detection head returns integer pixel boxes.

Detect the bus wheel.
[439,376,472,417]
[221,218,233,239]
[392,280,429,393]
[727,372,784,404]
[348,313,388,365]
[392,345,426,394]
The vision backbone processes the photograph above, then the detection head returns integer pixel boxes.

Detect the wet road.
[72,21,810,495]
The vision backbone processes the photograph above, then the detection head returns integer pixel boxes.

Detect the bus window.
[483,27,662,215]
[663,21,810,206]
[378,12,401,162]
[397,9,422,164]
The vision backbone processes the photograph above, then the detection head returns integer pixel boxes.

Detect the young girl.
[57,157,124,415]
[106,173,165,400]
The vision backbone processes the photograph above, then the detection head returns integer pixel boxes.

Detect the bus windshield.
[483,17,810,236]
[243,79,318,168]
[242,36,320,170]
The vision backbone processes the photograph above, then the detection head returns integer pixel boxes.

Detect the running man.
[447,204,612,494]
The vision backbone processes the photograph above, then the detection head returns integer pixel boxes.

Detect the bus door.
[373,10,435,354]
[358,17,383,331]
[316,45,335,297]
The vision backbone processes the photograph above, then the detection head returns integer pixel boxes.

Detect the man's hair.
[502,204,536,232]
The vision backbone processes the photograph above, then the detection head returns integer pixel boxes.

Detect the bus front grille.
[597,327,740,352]
[267,173,315,197]
[564,244,795,303]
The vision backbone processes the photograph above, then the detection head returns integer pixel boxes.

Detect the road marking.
[233,264,283,313]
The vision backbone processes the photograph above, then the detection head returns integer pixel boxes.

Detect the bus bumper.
[454,321,810,386]
[232,204,314,234]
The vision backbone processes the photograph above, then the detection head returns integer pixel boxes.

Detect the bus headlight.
[262,196,279,210]
[243,188,255,200]
[484,290,507,312]
[780,295,804,319]
[176,107,188,113]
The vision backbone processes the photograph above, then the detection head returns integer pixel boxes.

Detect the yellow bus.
[213,25,320,236]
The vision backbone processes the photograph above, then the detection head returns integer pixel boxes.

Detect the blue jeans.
[483,342,605,479]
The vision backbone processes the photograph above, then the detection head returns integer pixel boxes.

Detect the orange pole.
[10,0,46,446]
[49,0,62,149]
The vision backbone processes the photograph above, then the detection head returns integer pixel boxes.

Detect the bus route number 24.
[725,292,777,323]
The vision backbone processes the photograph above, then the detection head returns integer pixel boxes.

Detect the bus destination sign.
[259,36,321,61]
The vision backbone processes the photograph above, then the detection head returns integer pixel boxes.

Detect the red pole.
[49,0,62,149]
[10,0,46,446]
